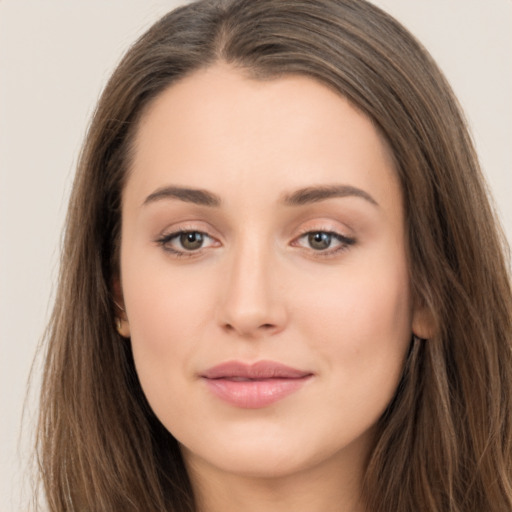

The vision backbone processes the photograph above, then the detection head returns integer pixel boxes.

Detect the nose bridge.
[218,230,285,336]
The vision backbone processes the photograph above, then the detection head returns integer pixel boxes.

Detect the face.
[118,64,426,483]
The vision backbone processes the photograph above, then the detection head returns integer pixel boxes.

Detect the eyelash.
[293,229,356,257]
[155,228,356,258]
[155,229,218,258]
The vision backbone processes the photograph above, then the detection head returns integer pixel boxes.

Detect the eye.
[308,232,334,250]
[156,230,218,255]
[179,231,205,250]
[294,230,355,255]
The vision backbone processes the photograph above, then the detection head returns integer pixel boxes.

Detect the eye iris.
[180,232,203,250]
[308,232,331,250]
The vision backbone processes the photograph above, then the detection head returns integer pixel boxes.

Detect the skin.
[117,64,430,512]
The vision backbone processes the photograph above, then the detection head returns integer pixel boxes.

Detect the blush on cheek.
[304,273,411,376]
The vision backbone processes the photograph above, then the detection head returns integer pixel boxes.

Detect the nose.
[217,239,287,338]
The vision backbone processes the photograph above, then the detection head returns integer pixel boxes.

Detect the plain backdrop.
[1,1,511,510]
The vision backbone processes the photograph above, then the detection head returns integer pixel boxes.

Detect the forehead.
[127,63,401,211]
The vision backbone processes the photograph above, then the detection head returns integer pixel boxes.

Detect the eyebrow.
[143,186,221,207]
[142,184,378,209]
[282,185,379,207]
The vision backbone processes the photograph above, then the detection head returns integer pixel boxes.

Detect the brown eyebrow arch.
[143,186,221,207]
[282,185,379,207]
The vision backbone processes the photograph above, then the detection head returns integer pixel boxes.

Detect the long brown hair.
[36,1,512,510]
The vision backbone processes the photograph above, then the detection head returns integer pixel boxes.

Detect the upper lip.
[201,360,312,380]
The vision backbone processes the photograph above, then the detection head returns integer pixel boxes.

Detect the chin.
[185,444,313,479]
[179,421,372,481]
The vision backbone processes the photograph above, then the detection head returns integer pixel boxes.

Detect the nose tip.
[217,256,287,338]
[219,289,286,337]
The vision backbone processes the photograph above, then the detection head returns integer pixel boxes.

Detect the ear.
[112,276,131,338]
[412,302,436,340]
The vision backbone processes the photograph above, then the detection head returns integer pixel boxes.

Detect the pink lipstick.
[201,360,313,409]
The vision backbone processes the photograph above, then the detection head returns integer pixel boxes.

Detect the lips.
[201,360,313,409]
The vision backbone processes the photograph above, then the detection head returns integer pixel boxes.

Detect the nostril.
[222,322,278,336]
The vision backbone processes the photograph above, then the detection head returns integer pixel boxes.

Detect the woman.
[36,0,512,510]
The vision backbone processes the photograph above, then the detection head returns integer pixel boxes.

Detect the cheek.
[121,256,216,400]
[294,256,412,400]
[299,265,411,330]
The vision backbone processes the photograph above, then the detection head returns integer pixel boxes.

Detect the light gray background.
[1,1,511,510]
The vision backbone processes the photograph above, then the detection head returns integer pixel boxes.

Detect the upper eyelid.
[157,221,221,239]
[294,222,353,238]
[158,229,217,243]
[297,229,352,239]
[155,230,219,258]
[293,230,355,246]
[154,220,355,243]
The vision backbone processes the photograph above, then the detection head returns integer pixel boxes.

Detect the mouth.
[200,360,313,409]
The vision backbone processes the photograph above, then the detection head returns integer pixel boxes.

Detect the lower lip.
[203,376,311,409]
